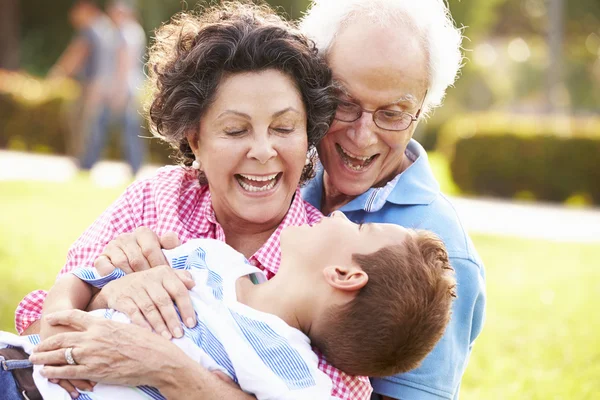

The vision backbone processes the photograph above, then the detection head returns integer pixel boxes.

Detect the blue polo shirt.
[302,139,486,400]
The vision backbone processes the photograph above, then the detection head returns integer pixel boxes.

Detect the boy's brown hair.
[312,230,456,377]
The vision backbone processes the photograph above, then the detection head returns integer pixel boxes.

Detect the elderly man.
[299,1,485,399]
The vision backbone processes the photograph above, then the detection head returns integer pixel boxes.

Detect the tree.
[0,0,20,70]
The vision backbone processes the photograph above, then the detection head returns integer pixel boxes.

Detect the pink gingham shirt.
[15,166,372,400]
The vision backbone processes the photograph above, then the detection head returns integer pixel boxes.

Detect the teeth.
[346,162,366,171]
[239,173,278,182]
[339,146,373,161]
[238,177,277,192]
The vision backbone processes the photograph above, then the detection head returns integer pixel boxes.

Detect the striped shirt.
[14,166,372,399]
[13,239,333,399]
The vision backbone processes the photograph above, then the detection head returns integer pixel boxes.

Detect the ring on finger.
[64,347,78,365]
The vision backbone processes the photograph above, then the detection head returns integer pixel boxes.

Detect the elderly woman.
[13,3,372,399]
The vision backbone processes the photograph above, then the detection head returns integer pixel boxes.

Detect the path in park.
[2,150,600,243]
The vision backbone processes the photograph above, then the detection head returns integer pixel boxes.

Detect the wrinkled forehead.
[327,20,428,108]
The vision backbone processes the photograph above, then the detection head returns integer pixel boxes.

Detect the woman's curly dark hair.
[146,2,336,185]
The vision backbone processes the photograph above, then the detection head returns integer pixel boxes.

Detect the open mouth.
[235,172,282,193]
[335,144,378,171]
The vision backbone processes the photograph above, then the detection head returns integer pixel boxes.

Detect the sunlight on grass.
[1,178,598,399]
[0,178,125,330]
[462,235,600,400]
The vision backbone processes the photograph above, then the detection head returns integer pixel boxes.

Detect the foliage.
[1,179,598,399]
[438,113,600,203]
[0,70,173,164]
[0,70,79,152]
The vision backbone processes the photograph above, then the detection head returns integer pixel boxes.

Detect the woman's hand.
[95,227,181,275]
[92,265,197,338]
[30,310,187,388]
[31,310,255,399]
[39,320,96,398]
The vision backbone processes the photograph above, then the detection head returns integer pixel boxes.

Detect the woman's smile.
[235,172,283,194]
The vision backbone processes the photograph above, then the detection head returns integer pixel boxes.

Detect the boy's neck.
[234,272,311,336]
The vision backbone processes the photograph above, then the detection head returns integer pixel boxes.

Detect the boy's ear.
[323,265,368,292]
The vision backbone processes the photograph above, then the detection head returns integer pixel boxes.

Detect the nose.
[346,112,377,149]
[247,133,277,164]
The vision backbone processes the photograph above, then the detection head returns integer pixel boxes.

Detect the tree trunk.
[0,0,20,70]
[545,0,565,114]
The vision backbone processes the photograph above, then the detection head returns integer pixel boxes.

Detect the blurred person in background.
[49,0,147,176]
[48,0,118,167]
[101,0,147,175]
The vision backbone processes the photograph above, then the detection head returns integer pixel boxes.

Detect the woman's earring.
[192,160,201,170]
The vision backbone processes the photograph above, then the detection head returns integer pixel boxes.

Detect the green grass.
[1,178,598,399]
[0,178,126,331]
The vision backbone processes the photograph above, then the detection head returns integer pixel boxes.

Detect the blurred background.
[0,1,599,399]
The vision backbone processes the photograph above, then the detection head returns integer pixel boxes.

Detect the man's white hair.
[299,0,464,114]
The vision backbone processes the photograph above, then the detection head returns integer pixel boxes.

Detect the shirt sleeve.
[370,257,486,400]
[14,179,150,334]
[71,267,126,288]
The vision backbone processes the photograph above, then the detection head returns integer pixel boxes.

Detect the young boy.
[2,212,456,399]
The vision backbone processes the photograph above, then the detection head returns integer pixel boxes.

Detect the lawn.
[0,178,598,400]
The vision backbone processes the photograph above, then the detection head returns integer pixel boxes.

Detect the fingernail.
[49,379,59,384]
[71,392,79,399]
[173,327,183,338]
[186,318,195,328]
[161,330,172,340]
[39,368,47,377]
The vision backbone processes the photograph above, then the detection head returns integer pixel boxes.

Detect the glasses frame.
[334,90,428,132]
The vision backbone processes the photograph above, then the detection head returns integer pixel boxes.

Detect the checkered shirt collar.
[198,188,311,276]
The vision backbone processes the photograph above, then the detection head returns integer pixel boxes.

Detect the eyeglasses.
[334,90,428,132]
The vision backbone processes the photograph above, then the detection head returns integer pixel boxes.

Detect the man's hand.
[95,227,181,275]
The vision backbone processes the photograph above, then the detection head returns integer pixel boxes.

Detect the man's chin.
[333,179,373,198]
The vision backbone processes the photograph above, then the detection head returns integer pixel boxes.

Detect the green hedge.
[0,70,172,165]
[438,113,600,204]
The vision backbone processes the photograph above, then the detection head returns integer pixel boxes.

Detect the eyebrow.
[333,81,418,108]
[217,107,301,120]
[272,107,302,118]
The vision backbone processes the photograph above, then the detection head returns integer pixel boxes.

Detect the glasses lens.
[375,110,412,131]
[335,100,361,122]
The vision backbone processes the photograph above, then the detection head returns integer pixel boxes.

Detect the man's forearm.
[156,354,255,400]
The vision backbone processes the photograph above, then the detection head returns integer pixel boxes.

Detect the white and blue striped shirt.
[0,239,332,400]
